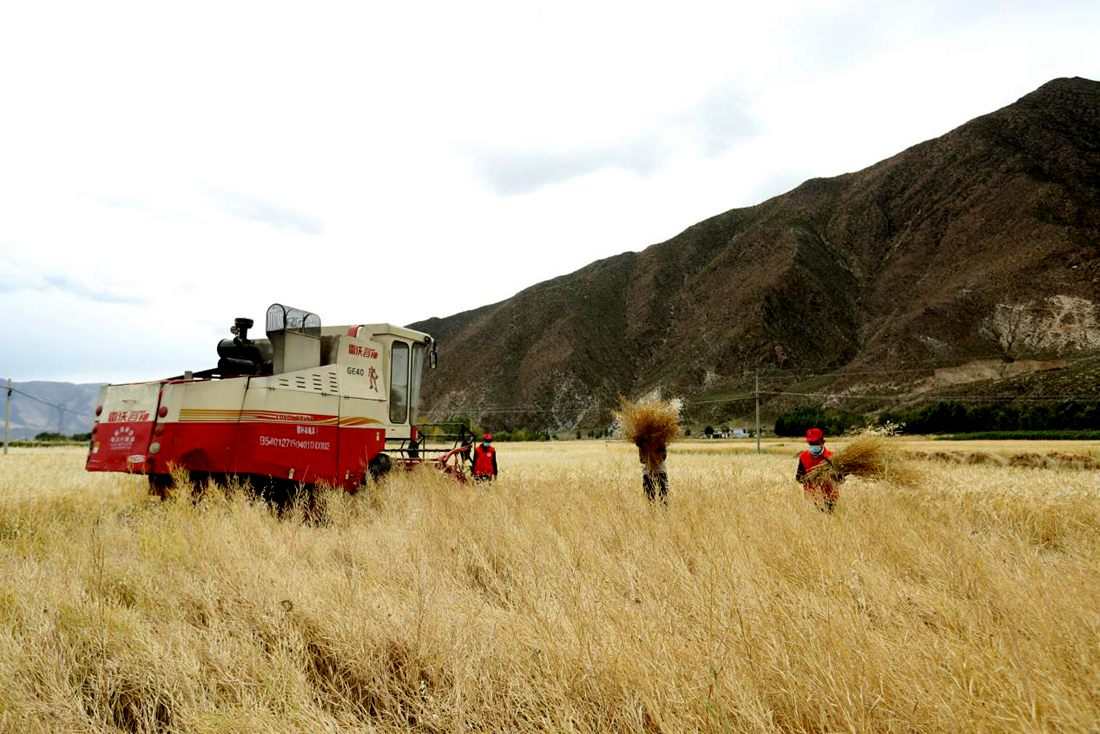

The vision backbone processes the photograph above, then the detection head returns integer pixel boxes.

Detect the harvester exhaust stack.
[216,317,272,376]
[230,317,253,341]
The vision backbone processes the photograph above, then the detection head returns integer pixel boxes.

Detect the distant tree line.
[429,417,554,442]
[32,431,92,442]
[773,406,865,437]
[881,400,1100,434]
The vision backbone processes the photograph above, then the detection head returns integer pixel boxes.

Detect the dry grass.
[616,397,680,471]
[1,444,1098,732]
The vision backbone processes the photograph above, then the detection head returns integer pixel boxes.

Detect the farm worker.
[639,441,669,504]
[453,426,475,475]
[459,426,474,462]
[472,433,498,482]
[795,427,839,512]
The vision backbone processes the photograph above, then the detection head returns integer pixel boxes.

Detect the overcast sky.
[2,0,1098,383]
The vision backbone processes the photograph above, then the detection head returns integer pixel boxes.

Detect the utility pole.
[754,369,761,454]
[3,379,11,455]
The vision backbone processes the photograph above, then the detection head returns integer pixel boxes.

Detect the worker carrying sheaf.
[639,441,669,504]
[795,427,841,512]
[471,433,498,482]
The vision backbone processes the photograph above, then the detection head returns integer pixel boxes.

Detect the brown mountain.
[411,77,1100,430]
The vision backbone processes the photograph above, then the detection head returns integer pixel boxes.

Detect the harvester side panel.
[237,372,340,483]
[155,378,249,474]
[336,396,387,488]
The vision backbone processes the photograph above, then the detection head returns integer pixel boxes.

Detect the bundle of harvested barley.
[616,397,680,471]
[807,434,919,487]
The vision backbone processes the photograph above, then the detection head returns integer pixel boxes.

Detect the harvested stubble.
[916,450,1097,471]
[1046,451,1099,469]
[807,434,920,487]
[1008,451,1100,470]
[616,397,679,471]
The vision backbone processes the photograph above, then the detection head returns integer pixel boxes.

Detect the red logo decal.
[348,344,379,359]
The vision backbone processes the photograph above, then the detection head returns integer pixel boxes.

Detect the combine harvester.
[86,303,472,498]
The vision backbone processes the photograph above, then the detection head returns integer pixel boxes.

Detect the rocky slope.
[412,77,1100,429]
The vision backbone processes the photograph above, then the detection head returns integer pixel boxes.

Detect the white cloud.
[1,0,1098,381]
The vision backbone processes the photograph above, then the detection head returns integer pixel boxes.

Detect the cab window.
[409,343,426,424]
[389,341,409,423]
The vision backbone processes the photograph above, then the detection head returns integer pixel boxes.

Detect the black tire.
[148,474,174,499]
[250,474,292,508]
[275,481,319,521]
[368,453,393,482]
[188,471,212,495]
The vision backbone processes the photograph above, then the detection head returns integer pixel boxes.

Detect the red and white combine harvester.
[86,304,472,497]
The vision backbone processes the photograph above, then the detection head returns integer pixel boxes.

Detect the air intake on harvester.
[265,303,322,374]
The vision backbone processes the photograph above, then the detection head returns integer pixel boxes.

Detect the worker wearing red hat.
[796,427,839,511]
[472,433,498,482]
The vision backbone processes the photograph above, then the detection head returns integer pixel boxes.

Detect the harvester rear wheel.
[148,474,174,499]
[188,471,212,494]
[368,453,393,482]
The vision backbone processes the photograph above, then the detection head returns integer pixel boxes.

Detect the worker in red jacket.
[795,427,840,512]
[471,433,498,482]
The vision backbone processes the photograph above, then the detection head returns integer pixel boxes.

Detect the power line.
[441,391,1099,418]
[437,364,1100,416]
[9,387,96,418]
[764,353,1100,379]
[761,390,1094,403]
[6,386,96,429]
[727,354,1100,386]
[476,407,559,414]
[8,387,57,408]
[683,392,757,405]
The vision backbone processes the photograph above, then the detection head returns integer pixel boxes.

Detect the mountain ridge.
[410,77,1100,429]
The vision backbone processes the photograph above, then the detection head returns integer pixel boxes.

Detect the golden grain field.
[1,441,1098,733]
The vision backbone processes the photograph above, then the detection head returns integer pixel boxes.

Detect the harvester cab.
[86,303,448,494]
